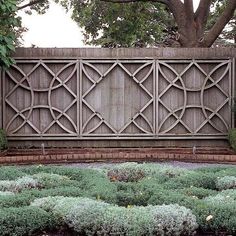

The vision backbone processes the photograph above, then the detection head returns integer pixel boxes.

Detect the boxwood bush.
[32,196,198,236]
[0,206,58,236]
[0,129,7,150]
[228,128,236,151]
[216,176,236,190]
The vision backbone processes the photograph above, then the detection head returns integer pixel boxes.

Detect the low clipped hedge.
[0,206,58,236]
[32,196,198,236]
[229,128,236,151]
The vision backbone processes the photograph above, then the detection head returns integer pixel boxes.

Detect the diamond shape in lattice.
[82,61,154,134]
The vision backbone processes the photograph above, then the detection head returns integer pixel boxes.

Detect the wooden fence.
[0,48,235,148]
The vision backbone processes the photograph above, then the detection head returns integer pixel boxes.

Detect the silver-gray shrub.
[0,173,70,192]
[32,197,198,236]
[0,176,39,192]
[0,190,14,196]
[147,204,198,236]
[216,176,236,190]
[204,189,236,205]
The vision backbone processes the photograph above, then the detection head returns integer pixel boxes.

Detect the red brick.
[38,155,44,161]
[95,153,102,159]
[229,155,236,162]
[84,153,91,160]
[118,152,124,159]
[224,155,231,162]
[28,156,34,161]
[55,154,62,160]
[16,156,23,162]
[72,154,79,160]
[0,156,6,163]
[67,154,73,160]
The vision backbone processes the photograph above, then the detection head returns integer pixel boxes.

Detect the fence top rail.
[14,47,236,59]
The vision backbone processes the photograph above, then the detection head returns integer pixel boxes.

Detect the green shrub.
[217,168,236,177]
[107,162,146,182]
[32,196,198,236]
[0,180,15,191]
[0,185,84,209]
[32,172,74,189]
[114,182,151,206]
[204,189,236,204]
[63,198,110,235]
[0,176,40,192]
[147,204,198,235]
[228,128,236,151]
[31,196,66,212]
[0,206,58,236]
[180,187,217,199]
[163,172,217,190]
[19,166,106,182]
[0,167,25,180]
[0,193,33,208]
[32,186,83,198]
[81,178,117,203]
[0,129,7,150]
[0,191,14,196]
[217,189,236,199]
[216,176,236,190]
[106,163,189,183]
[193,201,236,234]
[0,172,79,193]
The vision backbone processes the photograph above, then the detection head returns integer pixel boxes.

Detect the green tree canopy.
[1,0,236,68]
[68,0,174,47]
[67,0,236,47]
[0,0,21,68]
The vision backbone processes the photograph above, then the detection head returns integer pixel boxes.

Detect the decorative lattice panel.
[4,60,79,136]
[157,60,232,137]
[2,59,233,139]
[81,60,154,136]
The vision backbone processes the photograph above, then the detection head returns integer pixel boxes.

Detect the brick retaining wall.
[0,148,235,165]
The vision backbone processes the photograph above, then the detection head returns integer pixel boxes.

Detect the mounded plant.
[0,206,58,236]
[216,176,236,190]
[228,128,236,151]
[32,196,198,236]
[0,129,7,150]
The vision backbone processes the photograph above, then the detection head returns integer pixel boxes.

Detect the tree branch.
[184,0,194,21]
[17,0,45,10]
[201,0,236,47]
[101,0,170,6]
[194,0,211,38]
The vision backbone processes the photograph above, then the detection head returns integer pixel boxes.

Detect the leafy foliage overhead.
[0,0,20,68]
[68,0,174,47]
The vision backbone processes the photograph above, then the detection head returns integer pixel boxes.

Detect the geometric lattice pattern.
[81,60,154,136]
[4,61,78,136]
[2,59,233,139]
[157,60,232,137]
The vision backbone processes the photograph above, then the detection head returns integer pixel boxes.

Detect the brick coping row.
[0,151,236,165]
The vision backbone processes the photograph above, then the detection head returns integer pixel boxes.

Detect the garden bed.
[0,163,235,235]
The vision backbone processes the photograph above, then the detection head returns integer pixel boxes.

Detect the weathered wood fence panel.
[1,48,236,147]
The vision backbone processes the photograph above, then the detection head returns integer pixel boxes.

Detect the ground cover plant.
[0,163,235,235]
